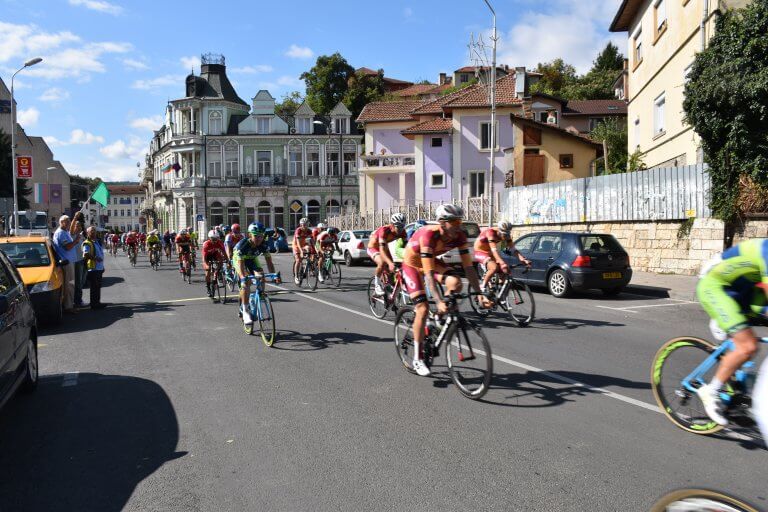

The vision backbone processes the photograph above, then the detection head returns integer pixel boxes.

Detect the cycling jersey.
[698,239,768,335]
[175,234,192,253]
[473,227,508,264]
[146,235,160,247]
[224,233,244,251]
[312,227,323,241]
[233,237,272,272]
[368,225,406,250]
[402,225,468,271]
[125,235,138,246]
[162,233,173,245]
[202,239,226,265]
[293,227,312,251]
[316,231,338,249]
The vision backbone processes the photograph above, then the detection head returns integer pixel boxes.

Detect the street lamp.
[10,57,43,235]
[314,119,344,218]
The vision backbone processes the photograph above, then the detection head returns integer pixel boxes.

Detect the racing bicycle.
[149,245,161,271]
[208,259,227,304]
[224,263,239,293]
[471,263,535,327]
[367,267,409,319]
[293,252,319,291]
[127,245,137,267]
[318,248,342,288]
[394,291,493,400]
[242,272,281,346]
[180,252,192,284]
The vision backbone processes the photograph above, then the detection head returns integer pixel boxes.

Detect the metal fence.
[500,164,711,225]
[327,197,490,230]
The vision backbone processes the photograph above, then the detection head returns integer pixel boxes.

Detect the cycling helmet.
[231,223,240,233]
[317,222,327,230]
[208,229,219,239]
[248,222,266,236]
[180,228,188,235]
[299,217,309,226]
[435,204,464,222]
[327,227,339,235]
[390,213,406,225]
[497,221,513,234]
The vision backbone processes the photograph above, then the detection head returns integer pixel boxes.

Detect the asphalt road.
[0,249,765,511]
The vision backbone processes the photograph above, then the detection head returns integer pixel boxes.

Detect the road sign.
[16,156,32,179]
[290,200,302,213]
[195,214,204,222]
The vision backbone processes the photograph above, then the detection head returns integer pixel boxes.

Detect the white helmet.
[497,221,513,234]
[435,204,464,222]
[390,213,406,226]
[299,217,309,226]
[208,229,219,239]
[317,222,327,230]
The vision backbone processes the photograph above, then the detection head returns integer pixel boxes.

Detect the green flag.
[91,182,110,207]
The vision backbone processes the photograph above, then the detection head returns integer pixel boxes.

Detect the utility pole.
[484,0,497,226]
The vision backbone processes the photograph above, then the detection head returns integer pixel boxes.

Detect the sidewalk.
[626,271,698,301]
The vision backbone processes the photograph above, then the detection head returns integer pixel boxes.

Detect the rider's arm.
[420,248,443,302]
[378,236,395,266]
[265,253,276,274]
[459,245,485,294]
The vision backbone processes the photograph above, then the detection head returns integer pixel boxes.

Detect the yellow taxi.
[0,236,64,324]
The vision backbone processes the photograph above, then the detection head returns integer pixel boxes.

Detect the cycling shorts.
[178,245,191,254]
[473,250,492,265]
[235,256,264,276]
[401,260,450,296]
[293,244,311,256]
[697,275,768,335]
[367,248,380,260]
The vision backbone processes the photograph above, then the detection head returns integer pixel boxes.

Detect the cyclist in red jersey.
[473,221,530,291]
[175,229,193,271]
[292,217,312,284]
[203,229,227,297]
[401,204,490,376]
[368,213,407,296]
[316,227,341,282]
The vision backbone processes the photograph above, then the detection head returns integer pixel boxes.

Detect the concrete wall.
[423,135,452,202]
[372,128,413,155]
[374,174,399,209]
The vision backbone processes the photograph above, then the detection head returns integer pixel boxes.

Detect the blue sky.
[1,0,623,182]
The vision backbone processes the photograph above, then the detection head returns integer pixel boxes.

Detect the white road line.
[596,301,698,314]
[157,296,210,304]
[62,371,79,387]
[269,284,662,414]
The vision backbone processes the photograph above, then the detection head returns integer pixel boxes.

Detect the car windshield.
[580,235,624,253]
[353,230,371,239]
[1,242,51,268]
[17,214,48,230]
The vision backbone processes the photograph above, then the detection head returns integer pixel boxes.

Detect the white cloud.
[39,87,70,102]
[99,136,145,161]
[231,64,273,74]
[68,0,123,15]
[277,75,303,87]
[129,115,164,131]
[0,21,79,64]
[77,161,140,181]
[285,44,314,60]
[17,107,39,128]
[495,0,624,74]
[69,129,104,145]
[403,7,413,18]
[131,74,182,91]
[43,135,66,147]
[122,58,149,70]
[180,55,201,72]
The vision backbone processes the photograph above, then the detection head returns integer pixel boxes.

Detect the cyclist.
[188,228,198,269]
[312,222,326,244]
[473,221,531,292]
[394,219,426,262]
[125,230,139,259]
[162,230,173,259]
[233,222,279,326]
[146,230,161,265]
[316,227,342,282]
[401,204,490,376]
[368,213,407,296]
[696,238,768,426]
[138,231,147,253]
[175,228,193,272]
[110,232,120,256]
[203,229,227,297]
[292,217,313,285]
[224,223,244,262]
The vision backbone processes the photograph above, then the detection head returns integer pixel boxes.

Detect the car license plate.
[603,272,622,279]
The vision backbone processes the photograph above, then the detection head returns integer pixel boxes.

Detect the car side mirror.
[0,296,9,315]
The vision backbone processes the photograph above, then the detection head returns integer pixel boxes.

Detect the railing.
[326,197,491,231]
[171,176,205,189]
[288,175,358,187]
[241,174,286,186]
[206,177,241,188]
[360,154,416,170]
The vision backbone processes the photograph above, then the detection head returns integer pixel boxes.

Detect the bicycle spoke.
[447,322,492,399]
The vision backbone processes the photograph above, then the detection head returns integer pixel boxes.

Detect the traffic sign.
[195,214,204,222]
[16,156,32,179]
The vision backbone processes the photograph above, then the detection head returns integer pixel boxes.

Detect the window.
[273,206,284,228]
[207,141,222,177]
[654,0,667,38]
[225,141,239,178]
[460,74,468,83]
[523,126,542,146]
[430,173,445,188]
[135,209,139,216]
[479,121,497,150]
[539,111,558,125]
[514,235,537,254]
[134,197,139,204]
[210,202,224,226]
[343,140,357,175]
[257,200,271,226]
[289,141,303,176]
[632,25,643,67]
[297,118,311,134]
[326,141,339,176]
[227,201,240,225]
[307,200,320,225]
[559,154,574,169]
[654,92,665,135]
[257,117,270,134]
[589,117,606,131]
[256,151,271,176]
[120,209,124,217]
[431,137,443,148]
[333,118,348,134]
[469,171,485,197]
[306,141,320,176]
[208,111,223,135]
[533,235,562,256]
[326,199,340,217]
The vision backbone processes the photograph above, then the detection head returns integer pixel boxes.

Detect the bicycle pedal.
[457,353,475,362]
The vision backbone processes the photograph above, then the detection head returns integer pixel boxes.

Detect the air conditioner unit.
[290,128,297,134]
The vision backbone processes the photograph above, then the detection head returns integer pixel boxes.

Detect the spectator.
[53,215,81,314]
[70,211,87,308]
[82,226,106,309]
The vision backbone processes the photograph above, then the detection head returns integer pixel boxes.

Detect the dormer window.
[333,118,349,134]
[257,117,271,134]
[208,110,223,135]
[297,118,311,134]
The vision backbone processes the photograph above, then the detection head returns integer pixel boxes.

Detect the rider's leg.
[482,260,497,290]
[240,278,252,322]
[293,251,302,283]
[716,328,760,384]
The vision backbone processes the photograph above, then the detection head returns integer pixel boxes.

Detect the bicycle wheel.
[393,306,417,374]
[307,260,319,291]
[447,319,493,399]
[651,489,759,512]
[504,280,535,327]
[256,294,276,347]
[651,336,726,435]
[218,271,227,304]
[330,261,342,288]
[367,276,390,318]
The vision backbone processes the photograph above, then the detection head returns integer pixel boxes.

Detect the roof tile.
[356,100,428,123]
[562,100,627,116]
[400,118,453,135]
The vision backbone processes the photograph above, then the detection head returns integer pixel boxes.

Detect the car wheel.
[21,335,38,392]
[345,251,355,267]
[602,286,624,296]
[548,269,571,298]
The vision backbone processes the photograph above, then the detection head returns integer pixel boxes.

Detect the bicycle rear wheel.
[257,294,276,347]
[393,306,417,374]
[651,336,726,435]
[503,280,535,327]
[651,489,759,512]
[307,260,319,291]
[218,271,227,304]
[447,320,493,399]
[367,276,390,318]
[330,261,342,288]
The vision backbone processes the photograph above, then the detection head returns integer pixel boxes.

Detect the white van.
[12,211,50,238]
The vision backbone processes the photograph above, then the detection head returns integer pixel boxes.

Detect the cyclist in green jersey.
[696,238,768,425]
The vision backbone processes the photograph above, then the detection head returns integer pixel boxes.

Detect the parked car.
[510,232,632,297]
[0,236,64,324]
[0,248,38,411]
[333,230,372,266]
[391,221,481,265]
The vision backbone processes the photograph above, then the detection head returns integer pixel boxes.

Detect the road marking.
[157,296,210,304]
[38,343,48,348]
[269,284,662,414]
[62,371,79,387]
[596,300,698,314]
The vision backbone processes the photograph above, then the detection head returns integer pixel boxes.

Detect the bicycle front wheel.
[651,336,725,435]
[504,280,535,327]
[651,489,759,512]
[393,306,417,374]
[257,294,276,347]
[367,276,389,319]
[307,261,319,291]
[447,320,493,399]
[330,261,342,288]
[218,271,227,304]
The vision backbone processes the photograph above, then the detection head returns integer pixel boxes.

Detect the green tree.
[0,130,31,210]
[683,0,768,220]
[275,91,304,118]
[300,53,355,115]
[530,58,578,97]
[439,78,478,96]
[590,118,629,174]
[562,69,621,100]
[591,42,624,72]
[343,70,386,119]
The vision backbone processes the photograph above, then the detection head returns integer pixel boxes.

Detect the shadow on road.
[41,302,181,334]
[271,329,390,351]
[473,315,625,331]
[0,373,186,512]
[100,276,125,288]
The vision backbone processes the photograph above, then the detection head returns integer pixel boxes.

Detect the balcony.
[360,154,415,173]
[241,174,286,187]
[288,175,358,187]
[171,176,205,189]
[207,176,241,188]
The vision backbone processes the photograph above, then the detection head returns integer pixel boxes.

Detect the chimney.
[514,66,527,99]
[439,72,447,85]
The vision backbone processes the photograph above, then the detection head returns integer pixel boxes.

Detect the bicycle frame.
[681,337,768,403]
[245,273,280,319]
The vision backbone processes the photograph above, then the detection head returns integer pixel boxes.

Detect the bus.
[12,211,50,238]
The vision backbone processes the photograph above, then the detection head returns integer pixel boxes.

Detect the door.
[0,258,22,396]
[523,155,545,185]
[528,234,562,284]
[509,234,538,282]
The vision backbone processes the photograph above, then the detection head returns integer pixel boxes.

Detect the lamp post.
[314,119,344,219]
[482,0,497,226]
[10,57,43,235]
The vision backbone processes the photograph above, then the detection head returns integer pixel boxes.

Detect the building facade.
[104,184,145,233]
[141,54,362,234]
[610,0,750,168]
